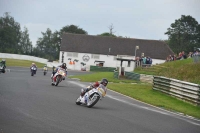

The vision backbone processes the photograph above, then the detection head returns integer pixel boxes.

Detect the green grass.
[71,72,140,83]
[0,58,46,68]
[135,58,200,84]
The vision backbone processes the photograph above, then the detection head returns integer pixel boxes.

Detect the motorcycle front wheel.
[76,97,82,105]
[87,95,100,108]
[55,75,62,86]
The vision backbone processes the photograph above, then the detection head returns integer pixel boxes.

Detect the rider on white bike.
[80,78,108,98]
[51,63,67,84]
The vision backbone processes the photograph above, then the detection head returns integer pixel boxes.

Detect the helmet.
[100,78,108,87]
[32,63,35,65]
[62,63,66,68]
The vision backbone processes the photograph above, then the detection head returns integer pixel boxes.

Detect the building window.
[67,52,73,57]
[91,54,99,59]
[67,52,78,57]
[73,52,78,57]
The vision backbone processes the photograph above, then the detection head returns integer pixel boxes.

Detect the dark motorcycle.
[31,66,37,76]
[0,61,6,73]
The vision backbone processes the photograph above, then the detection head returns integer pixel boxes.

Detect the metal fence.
[113,72,153,82]
[153,76,200,105]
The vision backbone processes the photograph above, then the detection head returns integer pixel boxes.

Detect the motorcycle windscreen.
[97,84,107,97]
[58,69,66,76]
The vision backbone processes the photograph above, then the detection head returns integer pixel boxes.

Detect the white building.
[59,33,174,72]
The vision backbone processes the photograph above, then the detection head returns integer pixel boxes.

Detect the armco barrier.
[113,72,153,83]
[125,72,140,80]
[140,74,153,84]
[153,76,200,105]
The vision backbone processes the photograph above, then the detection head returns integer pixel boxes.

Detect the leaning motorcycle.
[76,84,107,108]
[31,66,37,76]
[52,68,66,86]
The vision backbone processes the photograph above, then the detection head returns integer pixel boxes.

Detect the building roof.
[60,33,174,60]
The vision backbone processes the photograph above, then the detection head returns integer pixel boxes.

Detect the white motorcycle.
[51,67,66,86]
[76,84,107,108]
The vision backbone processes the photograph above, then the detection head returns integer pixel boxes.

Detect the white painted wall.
[59,51,165,71]
[0,52,165,71]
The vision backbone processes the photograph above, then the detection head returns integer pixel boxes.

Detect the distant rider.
[43,64,48,72]
[80,78,108,98]
[30,63,37,74]
[0,59,6,73]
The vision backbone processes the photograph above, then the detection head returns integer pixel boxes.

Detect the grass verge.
[134,58,200,84]
[0,58,46,68]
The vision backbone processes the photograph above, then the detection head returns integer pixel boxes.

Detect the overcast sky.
[0,0,200,47]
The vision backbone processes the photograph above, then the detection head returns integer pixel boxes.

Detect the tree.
[35,28,61,60]
[60,25,88,35]
[97,23,117,37]
[165,15,200,54]
[0,12,21,53]
[108,23,115,35]
[36,28,53,59]
[97,32,117,37]
[35,25,88,60]
[19,27,33,54]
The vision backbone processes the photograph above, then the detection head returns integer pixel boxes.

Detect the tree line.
[165,15,200,54]
[0,12,200,60]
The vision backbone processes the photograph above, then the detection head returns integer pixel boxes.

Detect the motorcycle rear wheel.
[31,71,34,76]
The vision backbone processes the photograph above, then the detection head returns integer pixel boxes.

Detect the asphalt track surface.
[0,67,200,133]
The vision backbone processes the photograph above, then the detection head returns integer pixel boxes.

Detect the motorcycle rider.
[30,63,37,74]
[0,59,6,73]
[51,63,67,84]
[43,64,48,72]
[80,78,108,98]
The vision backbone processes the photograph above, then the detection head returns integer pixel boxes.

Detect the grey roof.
[60,33,174,60]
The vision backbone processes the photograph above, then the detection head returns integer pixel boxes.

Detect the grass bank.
[134,58,200,84]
